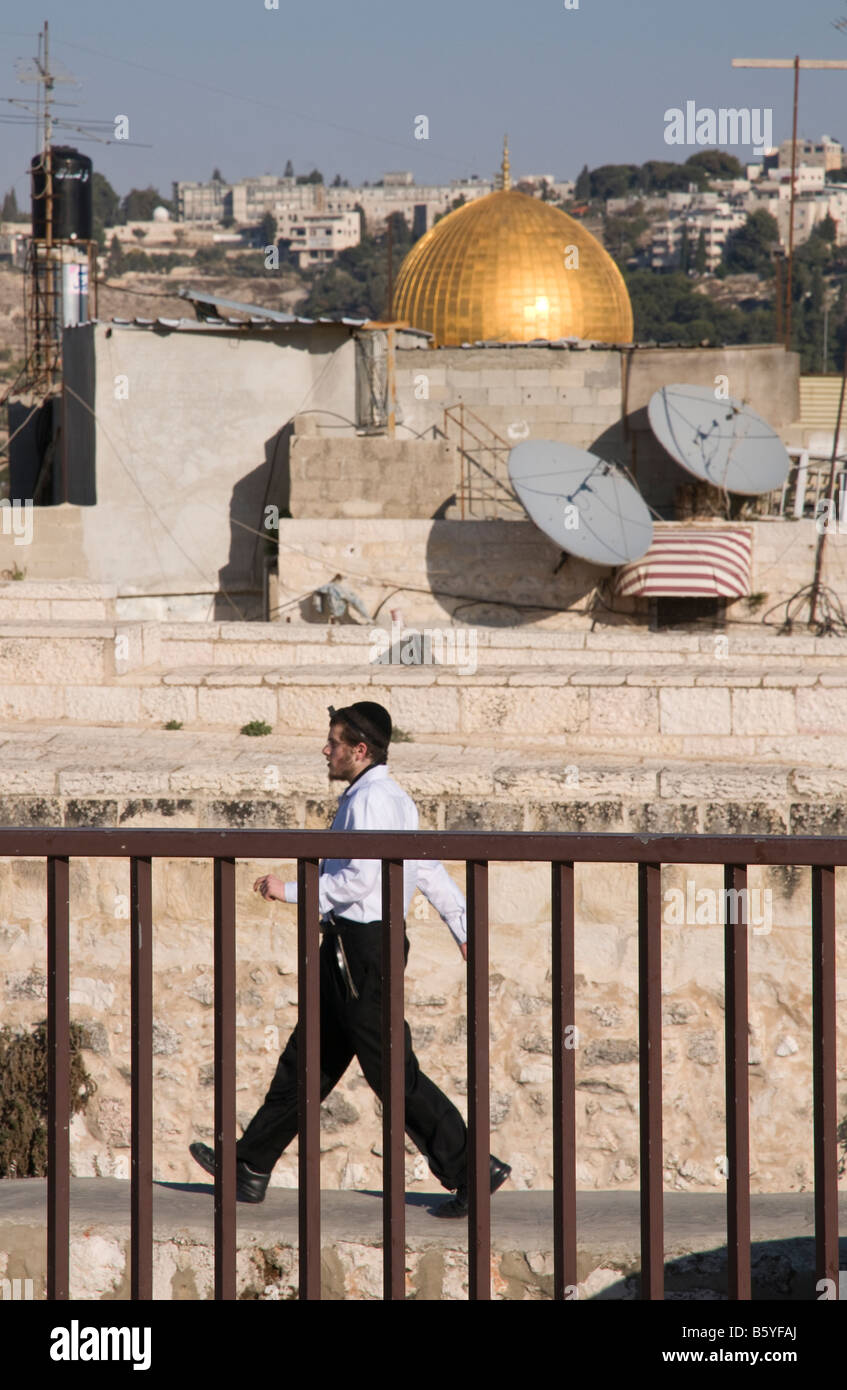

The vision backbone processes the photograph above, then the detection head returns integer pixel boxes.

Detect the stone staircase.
[1,583,846,767]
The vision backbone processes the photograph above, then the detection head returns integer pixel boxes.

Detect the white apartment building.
[278,210,361,268]
[746,175,847,245]
[650,200,747,271]
[175,173,494,236]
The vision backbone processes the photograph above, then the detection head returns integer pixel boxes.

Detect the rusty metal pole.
[785,56,799,350]
[809,352,847,627]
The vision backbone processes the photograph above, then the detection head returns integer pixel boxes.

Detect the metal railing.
[0,827,841,1301]
[442,403,523,519]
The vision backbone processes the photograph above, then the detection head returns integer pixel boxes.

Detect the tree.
[685,150,744,180]
[641,159,702,193]
[194,244,226,269]
[574,164,590,200]
[296,169,323,185]
[121,187,169,222]
[433,194,466,225]
[814,212,837,244]
[603,206,649,267]
[624,269,775,347]
[211,167,223,182]
[106,234,125,276]
[91,172,120,230]
[297,217,412,319]
[259,211,277,246]
[678,223,691,273]
[284,159,294,178]
[694,229,708,275]
[1,187,20,222]
[723,210,780,275]
[588,164,641,200]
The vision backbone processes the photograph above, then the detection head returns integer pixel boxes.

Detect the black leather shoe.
[433,1154,512,1218]
[189,1141,271,1204]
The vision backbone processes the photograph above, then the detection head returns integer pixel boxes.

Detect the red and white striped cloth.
[614,526,752,598]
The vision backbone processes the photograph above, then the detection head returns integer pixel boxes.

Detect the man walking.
[189,699,510,1217]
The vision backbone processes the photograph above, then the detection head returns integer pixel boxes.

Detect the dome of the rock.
[393,148,633,346]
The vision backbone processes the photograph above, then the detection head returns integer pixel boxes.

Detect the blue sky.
[2,0,847,202]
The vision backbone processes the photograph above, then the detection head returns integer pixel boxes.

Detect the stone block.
[572,405,619,425]
[796,686,847,734]
[590,687,658,733]
[461,686,588,736]
[0,635,107,686]
[519,387,560,404]
[703,802,788,835]
[513,370,552,386]
[660,688,730,736]
[660,765,789,801]
[159,640,216,666]
[732,689,796,736]
[140,687,199,724]
[64,687,142,723]
[198,687,277,727]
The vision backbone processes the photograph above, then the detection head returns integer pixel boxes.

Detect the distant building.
[777,135,844,172]
[650,199,746,271]
[747,176,847,245]
[173,169,577,239]
[277,209,361,268]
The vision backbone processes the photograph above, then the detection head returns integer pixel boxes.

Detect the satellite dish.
[508,440,654,566]
[648,384,791,495]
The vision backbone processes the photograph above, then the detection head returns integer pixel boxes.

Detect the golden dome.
[393,153,633,347]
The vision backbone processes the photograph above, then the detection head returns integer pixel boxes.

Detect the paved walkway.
[2,1180,844,1300]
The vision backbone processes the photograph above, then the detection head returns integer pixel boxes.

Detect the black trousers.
[236,921,468,1190]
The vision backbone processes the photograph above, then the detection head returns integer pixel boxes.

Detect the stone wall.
[393,343,800,516]
[288,434,457,519]
[1,772,844,1199]
[271,517,847,631]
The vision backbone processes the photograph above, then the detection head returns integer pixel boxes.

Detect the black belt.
[320,911,382,932]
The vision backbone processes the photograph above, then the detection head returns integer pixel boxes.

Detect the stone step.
[1,725,841,800]
[1,661,846,756]
[0,579,117,622]
[2,618,847,686]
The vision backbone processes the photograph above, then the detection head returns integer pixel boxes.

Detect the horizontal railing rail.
[0,828,840,1302]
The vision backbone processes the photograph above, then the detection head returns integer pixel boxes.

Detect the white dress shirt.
[283,764,467,945]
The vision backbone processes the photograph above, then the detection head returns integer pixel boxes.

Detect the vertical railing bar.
[812,864,839,1296]
[467,859,490,1301]
[47,854,70,1302]
[213,856,237,1300]
[551,861,577,1299]
[298,857,321,1300]
[724,862,751,1300]
[638,861,664,1300]
[130,856,153,1300]
[381,857,406,1300]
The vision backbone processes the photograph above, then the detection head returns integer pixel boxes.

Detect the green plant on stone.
[164,719,183,730]
[241,719,273,736]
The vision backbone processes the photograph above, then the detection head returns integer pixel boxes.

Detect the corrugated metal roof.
[177,287,367,327]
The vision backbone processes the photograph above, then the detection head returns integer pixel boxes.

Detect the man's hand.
[253,874,287,902]
[460,942,467,962]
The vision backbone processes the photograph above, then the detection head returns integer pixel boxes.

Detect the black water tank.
[30,146,93,242]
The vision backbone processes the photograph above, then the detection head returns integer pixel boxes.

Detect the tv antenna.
[731,56,847,349]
